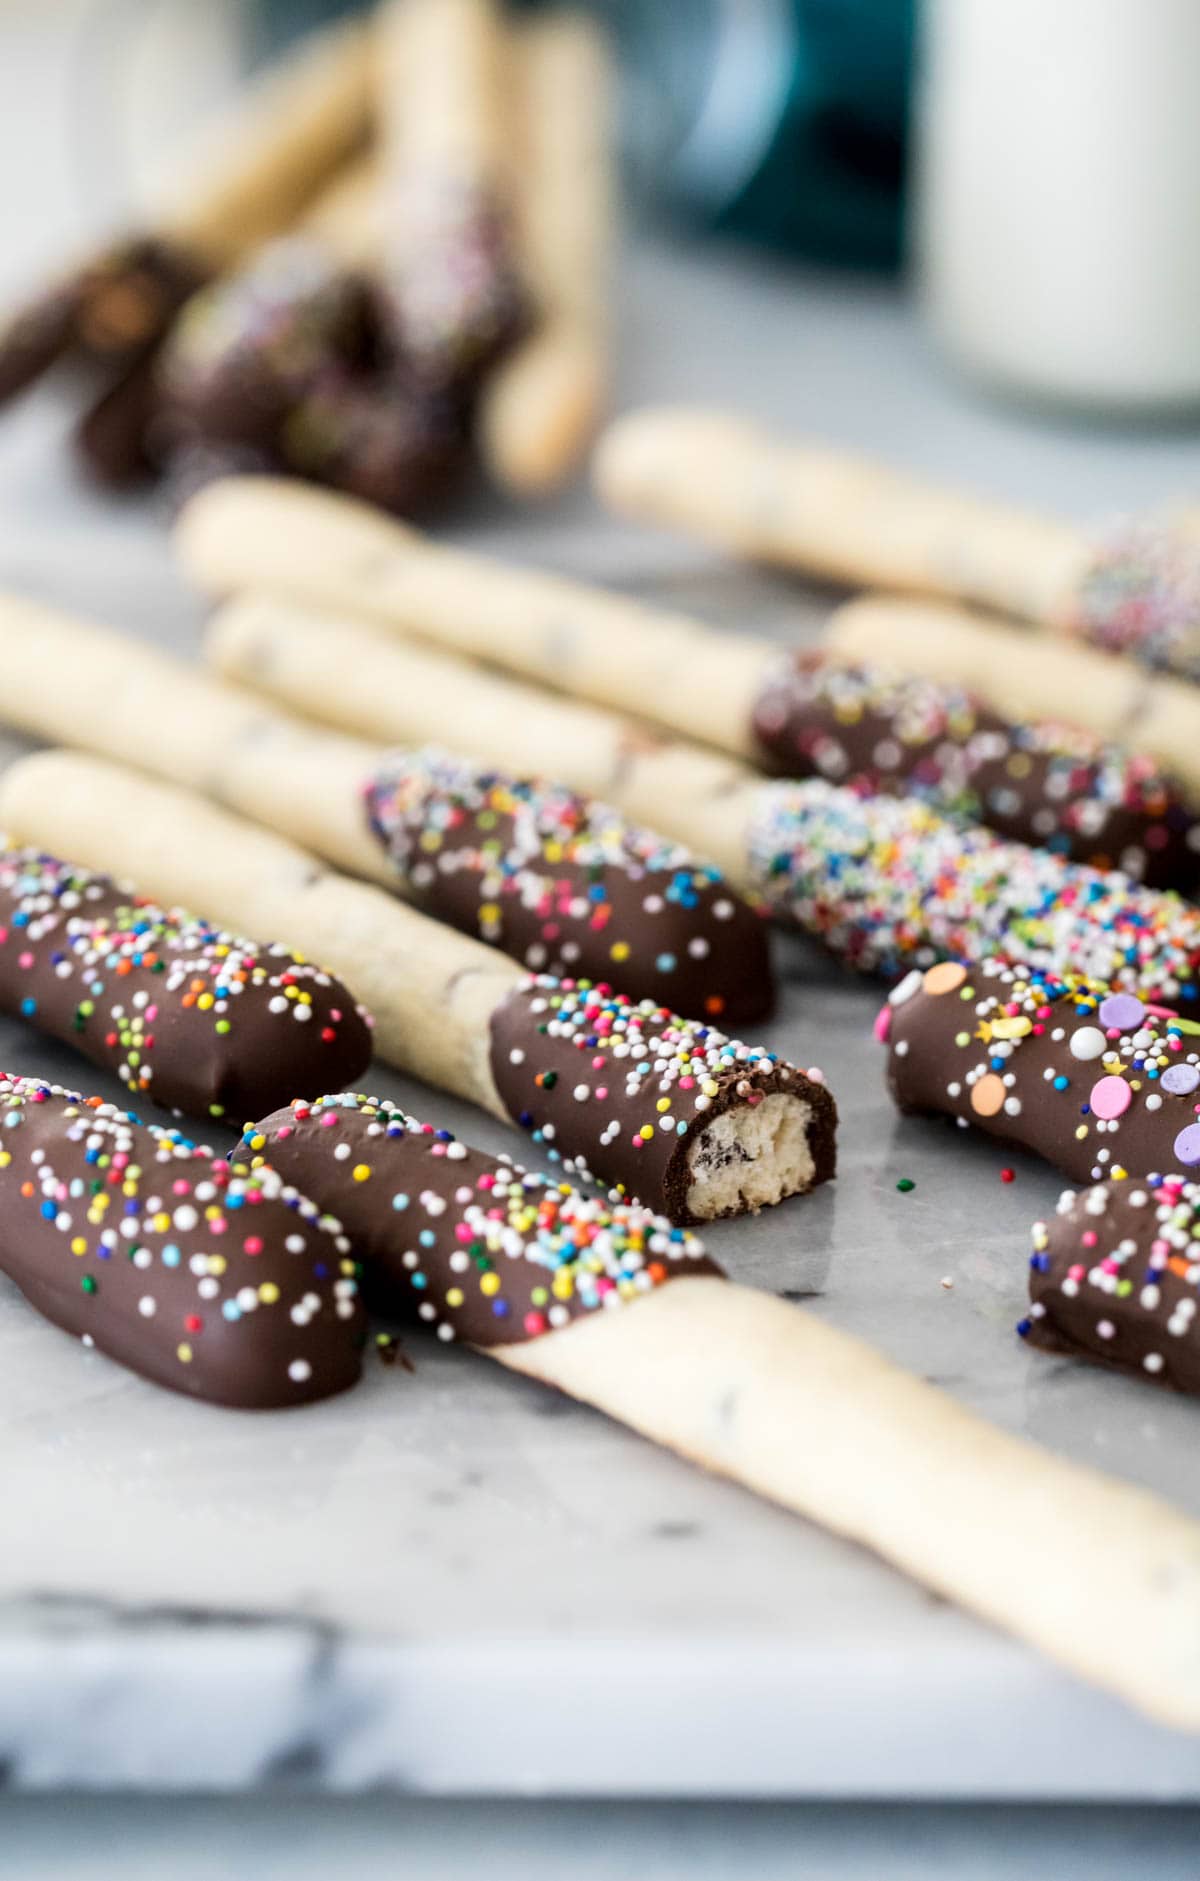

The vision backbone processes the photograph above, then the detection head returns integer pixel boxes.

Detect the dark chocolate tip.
[1027,1174,1200,1395]
[364,749,776,1026]
[885,956,1200,1187]
[751,652,1200,892]
[247,1091,723,1347]
[487,976,835,1225]
[0,847,372,1122]
[0,1075,365,1407]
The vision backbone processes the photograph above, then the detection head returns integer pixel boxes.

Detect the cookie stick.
[4,586,1196,1007]
[0,753,834,1224]
[211,587,1200,892]
[245,1092,1200,1731]
[593,407,1088,624]
[174,474,1200,863]
[0,846,372,1122]
[175,475,772,757]
[0,19,375,405]
[202,593,1200,1003]
[0,1075,365,1409]
[827,595,1200,803]
[478,12,615,496]
[593,407,1200,682]
[379,0,524,383]
[882,956,1200,1186]
[0,592,770,1024]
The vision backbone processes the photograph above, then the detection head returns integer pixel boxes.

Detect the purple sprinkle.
[1162,1064,1200,1097]
[1173,1123,1200,1167]
[1098,992,1146,1031]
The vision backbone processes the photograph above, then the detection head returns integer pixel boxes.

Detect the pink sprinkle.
[320,1114,338,1128]
[244,1236,263,1256]
[17,952,32,971]
[276,1124,292,1140]
[874,1006,892,1044]
[1088,1075,1131,1121]
[1081,1231,1098,1247]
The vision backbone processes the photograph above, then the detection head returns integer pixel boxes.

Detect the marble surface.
[1,334,1200,1797]
[3,42,1200,1790]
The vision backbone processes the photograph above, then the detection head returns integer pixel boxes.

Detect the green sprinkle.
[81,1275,97,1295]
[896,1177,916,1194]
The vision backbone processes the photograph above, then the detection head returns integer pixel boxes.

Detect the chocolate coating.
[365,749,775,1024]
[157,237,467,518]
[388,181,526,386]
[0,848,373,1122]
[0,1074,364,1407]
[1023,1175,1200,1396]
[487,976,837,1223]
[0,238,205,406]
[883,956,1200,1185]
[752,654,1200,891]
[246,1090,722,1345]
[158,239,375,451]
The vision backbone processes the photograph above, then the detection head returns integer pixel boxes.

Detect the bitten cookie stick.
[0,754,834,1225]
[882,957,1200,1184]
[364,746,775,1024]
[239,1091,1200,1730]
[478,12,615,495]
[594,406,1200,682]
[0,847,371,1122]
[202,592,1200,1003]
[379,0,524,383]
[0,1075,364,1408]
[1023,1175,1200,1394]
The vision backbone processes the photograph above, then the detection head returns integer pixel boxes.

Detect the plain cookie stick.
[478,11,616,495]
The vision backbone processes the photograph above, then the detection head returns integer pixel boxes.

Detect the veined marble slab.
[1,224,1200,1794]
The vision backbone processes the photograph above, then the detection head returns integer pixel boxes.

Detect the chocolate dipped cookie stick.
[751,652,1200,889]
[237,1091,1200,1730]
[478,11,615,496]
[157,159,468,521]
[828,595,1200,805]
[175,479,1200,883]
[0,1075,364,1408]
[0,754,834,1225]
[1023,1174,1200,1395]
[882,957,1200,1185]
[379,0,524,385]
[364,746,775,1024]
[201,592,1200,1003]
[0,847,371,1122]
[594,406,1200,683]
[0,591,771,1026]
